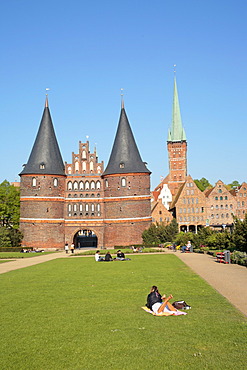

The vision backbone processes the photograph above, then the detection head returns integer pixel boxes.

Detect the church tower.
[167,76,187,196]
[102,100,151,247]
[19,97,66,249]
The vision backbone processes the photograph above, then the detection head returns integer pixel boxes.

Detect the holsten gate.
[19,97,151,250]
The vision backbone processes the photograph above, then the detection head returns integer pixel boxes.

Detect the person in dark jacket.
[104,251,113,261]
[116,250,125,260]
[146,286,177,314]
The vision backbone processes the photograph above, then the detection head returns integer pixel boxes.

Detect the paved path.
[0,250,246,316]
[174,251,247,317]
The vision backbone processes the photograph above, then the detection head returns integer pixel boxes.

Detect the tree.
[226,180,240,190]
[0,227,12,248]
[231,214,247,252]
[174,232,195,246]
[194,178,212,192]
[0,180,22,248]
[0,180,20,229]
[142,219,179,245]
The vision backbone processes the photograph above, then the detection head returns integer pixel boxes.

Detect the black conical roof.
[20,99,65,176]
[103,107,150,176]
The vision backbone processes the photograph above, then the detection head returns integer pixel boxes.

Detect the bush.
[114,244,143,249]
[193,249,204,254]
[231,251,247,266]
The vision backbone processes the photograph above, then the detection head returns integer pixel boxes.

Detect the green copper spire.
[168,77,186,142]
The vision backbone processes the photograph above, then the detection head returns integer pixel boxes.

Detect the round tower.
[102,102,151,247]
[19,97,66,250]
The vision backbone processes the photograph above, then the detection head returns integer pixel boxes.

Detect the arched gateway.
[73,229,98,248]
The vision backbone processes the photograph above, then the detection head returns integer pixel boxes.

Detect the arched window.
[79,204,83,212]
[90,161,94,171]
[121,178,126,187]
[68,166,72,174]
[67,181,72,190]
[85,181,89,189]
[91,204,95,212]
[32,177,36,187]
[73,204,77,212]
[91,181,95,189]
[79,181,84,190]
[82,150,86,159]
[97,204,100,212]
[105,179,109,188]
[74,181,78,190]
[97,166,101,173]
[68,204,72,212]
[75,162,79,172]
[85,204,89,212]
[96,181,101,189]
[82,162,86,171]
[53,178,58,187]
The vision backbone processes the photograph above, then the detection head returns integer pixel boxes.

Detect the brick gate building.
[19,97,151,249]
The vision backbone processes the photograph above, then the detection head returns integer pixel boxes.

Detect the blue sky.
[0,0,246,189]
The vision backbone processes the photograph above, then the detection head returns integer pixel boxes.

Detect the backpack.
[172,300,191,310]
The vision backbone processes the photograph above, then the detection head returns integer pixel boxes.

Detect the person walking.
[70,243,75,254]
[65,242,69,254]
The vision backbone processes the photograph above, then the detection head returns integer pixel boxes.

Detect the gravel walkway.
[0,250,246,316]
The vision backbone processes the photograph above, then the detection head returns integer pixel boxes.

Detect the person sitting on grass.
[95,250,104,262]
[116,250,131,261]
[116,250,125,260]
[146,285,177,315]
[104,251,113,261]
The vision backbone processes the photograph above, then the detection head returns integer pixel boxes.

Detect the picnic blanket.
[142,306,187,316]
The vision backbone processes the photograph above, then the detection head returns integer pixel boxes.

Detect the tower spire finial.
[120,88,124,109]
[173,64,176,76]
[45,88,50,108]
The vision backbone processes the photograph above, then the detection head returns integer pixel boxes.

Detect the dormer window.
[40,163,45,170]
[119,162,125,169]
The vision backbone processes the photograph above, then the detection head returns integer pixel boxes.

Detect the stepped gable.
[103,105,150,176]
[20,97,65,176]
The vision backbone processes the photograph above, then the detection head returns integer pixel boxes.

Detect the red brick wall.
[102,173,151,247]
[103,220,151,247]
[167,141,187,196]
[20,221,65,250]
[20,174,65,249]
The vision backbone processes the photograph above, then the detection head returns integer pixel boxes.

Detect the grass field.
[0,254,246,369]
[0,251,56,259]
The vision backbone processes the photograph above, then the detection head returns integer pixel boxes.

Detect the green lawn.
[0,260,12,264]
[0,251,56,259]
[0,254,246,369]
